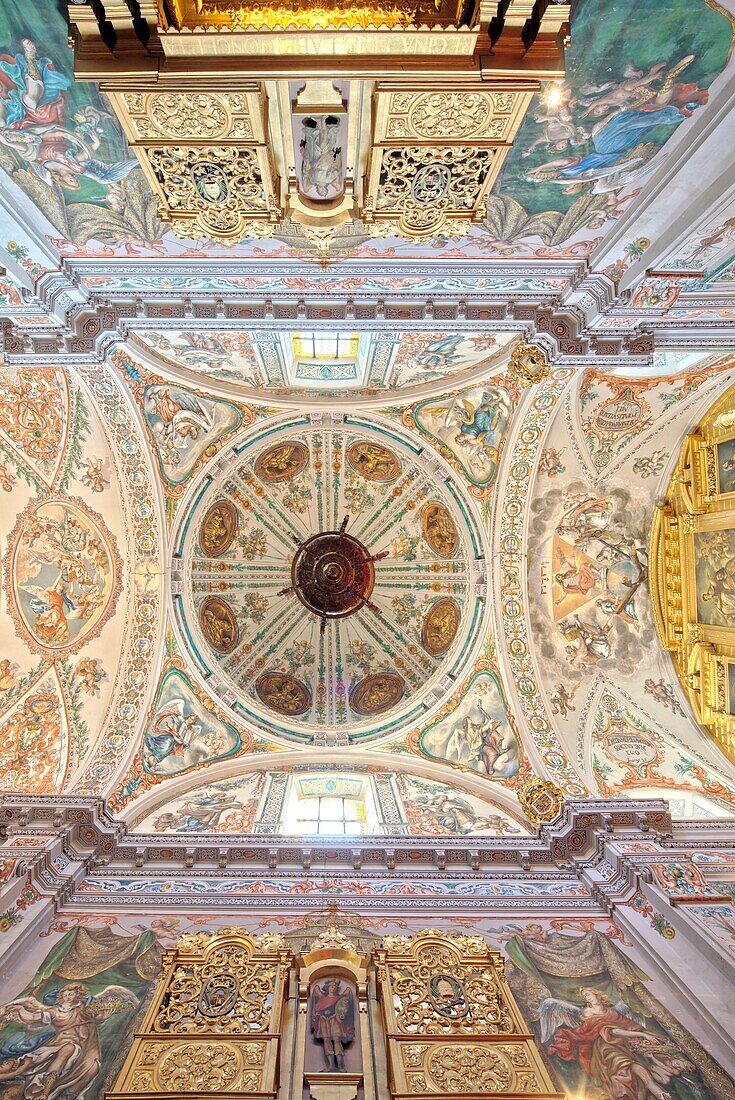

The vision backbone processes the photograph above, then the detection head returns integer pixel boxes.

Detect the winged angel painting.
[0,924,161,1100]
[0,3,163,246]
[413,384,513,488]
[501,922,730,1099]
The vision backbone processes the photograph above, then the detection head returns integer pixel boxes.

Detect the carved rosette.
[518,776,564,825]
[507,343,550,385]
[375,929,562,1100]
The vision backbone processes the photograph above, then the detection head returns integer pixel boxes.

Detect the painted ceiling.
[0,0,731,263]
[1,0,735,837]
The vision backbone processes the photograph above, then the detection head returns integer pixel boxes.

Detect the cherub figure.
[75,658,107,696]
[80,457,108,493]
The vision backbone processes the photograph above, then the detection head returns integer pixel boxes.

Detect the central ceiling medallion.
[286,519,384,627]
[173,417,487,744]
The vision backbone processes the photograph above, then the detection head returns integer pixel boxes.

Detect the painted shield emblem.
[255,441,309,483]
[350,673,405,716]
[428,974,469,1019]
[422,597,460,656]
[199,499,239,557]
[199,595,239,654]
[421,501,458,558]
[191,161,229,204]
[346,441,401,482]
[256,671,312,716]
[198,973,239,1018]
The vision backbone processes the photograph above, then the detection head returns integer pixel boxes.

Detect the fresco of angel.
[525,54,710,196]
[0,982,137,1100]
[419,672,521,779]
[142,697,224,776]
[146,385,213,462]
[539,987,696,1100]
[415,384,512,487]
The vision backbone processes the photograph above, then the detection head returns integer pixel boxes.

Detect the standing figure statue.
[309,977,355,1072]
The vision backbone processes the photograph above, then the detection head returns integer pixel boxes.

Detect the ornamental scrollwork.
[148,94,230,139]
[154,941,278,1034]
[121,91,256,141]
[388,943,512,1035]
[407,93,493,139]
[156,1042,241,1092]
[376,929,560,1099]
[147,145,278,241]
[364,145,495,239]
[426,1045,513,1093]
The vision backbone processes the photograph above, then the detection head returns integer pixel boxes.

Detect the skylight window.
[281,774,378,835]
[292,332,360,360]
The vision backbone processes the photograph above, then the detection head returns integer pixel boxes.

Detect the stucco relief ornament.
[518,776,564,825]
[507,343,550,386]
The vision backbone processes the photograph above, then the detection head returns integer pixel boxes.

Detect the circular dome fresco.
[172,414,488,744]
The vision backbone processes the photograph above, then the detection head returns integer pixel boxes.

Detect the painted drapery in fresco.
[503,924,733,1099]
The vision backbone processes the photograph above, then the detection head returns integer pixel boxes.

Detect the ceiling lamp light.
[546,83,564,108]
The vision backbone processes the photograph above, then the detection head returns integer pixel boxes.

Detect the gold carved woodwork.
[374,929,562,1099]
[507,342,550,385]
[363,84,533,240]
[517,776,564,825]
[105,928,292,1099]
[105,87,280,243]
[651,370,735,766]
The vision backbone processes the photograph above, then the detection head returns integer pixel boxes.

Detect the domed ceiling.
[1,0,735,837]
[172,416,487,742]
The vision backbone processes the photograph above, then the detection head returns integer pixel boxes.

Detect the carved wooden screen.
[106,928,291,1099]
[373,929,562,1100]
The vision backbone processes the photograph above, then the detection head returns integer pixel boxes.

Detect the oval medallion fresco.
[350,673,405,716]
[199,500,239,557]
[175,420,487,743]
[421,501,458,558]
[5,497,122,655]
[422,597,460,656]
[255,440,309,483]
[198,596,239,654]
[346,441,401,482]
[256,672,312,716]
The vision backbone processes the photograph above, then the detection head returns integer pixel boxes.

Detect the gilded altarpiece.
[374,929,562,1099]
[106,928,291,1099]
[363,87,533,240]
[652,378,735,766]
[107,89,281,241]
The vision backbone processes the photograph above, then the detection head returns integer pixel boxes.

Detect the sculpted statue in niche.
[300,115,344,200]
[309,977,356,1071]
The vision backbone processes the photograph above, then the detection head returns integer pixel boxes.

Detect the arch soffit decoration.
[121,747,533,832]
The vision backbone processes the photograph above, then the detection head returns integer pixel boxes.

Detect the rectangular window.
[292,332,359,360]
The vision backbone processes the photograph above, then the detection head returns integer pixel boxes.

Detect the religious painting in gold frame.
[650,368,735,765]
